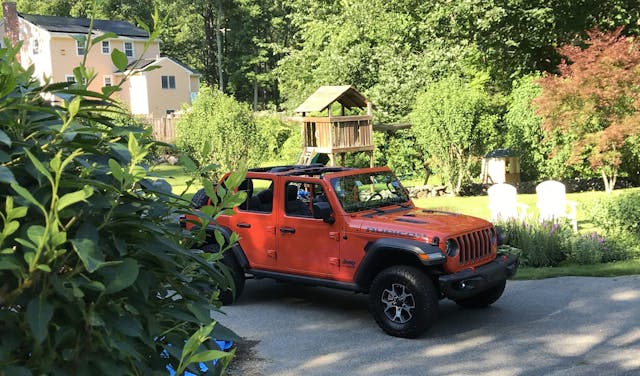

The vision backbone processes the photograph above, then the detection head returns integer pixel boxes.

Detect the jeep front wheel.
[369,265,438,338]
[203,243,245,305]
[455,279,506,308]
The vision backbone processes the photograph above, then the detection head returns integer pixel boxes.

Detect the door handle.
[237,223,251,228]
[280,227,296,234]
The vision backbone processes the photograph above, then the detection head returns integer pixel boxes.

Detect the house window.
[66,75,87,85]
[103,75,113,87]
[161,75,176,89]
[101,41,110,54]
[32,38,40,54]
[76,39,85,55]
[124,42,134,57]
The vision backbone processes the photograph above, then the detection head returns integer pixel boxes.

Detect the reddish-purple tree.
[535,27,640,192]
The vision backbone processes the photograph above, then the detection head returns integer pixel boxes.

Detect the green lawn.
[150,163,201,197]
[414,189,636,226]
[151,162,640,278]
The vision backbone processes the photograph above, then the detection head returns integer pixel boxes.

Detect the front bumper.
[438,255,518,300]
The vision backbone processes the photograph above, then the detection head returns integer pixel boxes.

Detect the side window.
[32,38,40,54]
[101,40,111,54]
[124,42,134,57]
[161,75,176,89]
[237,178,273,213]
[76,39,85,55]
[284,182,326,217]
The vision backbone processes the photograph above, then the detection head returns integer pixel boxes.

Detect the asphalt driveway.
[215,275,640,376]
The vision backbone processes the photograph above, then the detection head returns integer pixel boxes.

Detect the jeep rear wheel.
[455,279,506,308]
[203,243,245,305]
[369,265,438,338]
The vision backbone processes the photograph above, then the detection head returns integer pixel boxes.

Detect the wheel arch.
[354,238,446,290]
[203,224,249,270]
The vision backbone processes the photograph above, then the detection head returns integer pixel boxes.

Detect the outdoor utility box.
[481,148,521,185]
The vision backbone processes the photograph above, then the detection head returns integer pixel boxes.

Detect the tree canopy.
[535,28,640,192]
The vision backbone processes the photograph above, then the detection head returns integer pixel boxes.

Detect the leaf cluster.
[0,31,242,376]
[174,85,265,174]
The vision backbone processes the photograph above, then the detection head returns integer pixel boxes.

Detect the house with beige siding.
[0,2,200,119]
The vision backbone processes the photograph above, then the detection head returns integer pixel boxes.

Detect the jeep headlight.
[445,239,459,257]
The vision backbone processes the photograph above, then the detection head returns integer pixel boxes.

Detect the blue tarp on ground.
[165,340,234,375]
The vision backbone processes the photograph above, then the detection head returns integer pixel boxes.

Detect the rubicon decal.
[365,227,427,239]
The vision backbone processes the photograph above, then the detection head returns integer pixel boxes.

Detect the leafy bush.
[566,233,605,265]
[279,126,303,164]
[383,130,425,181]
[255,113,293,161]
[588,191,640,236]
[175,86,265,173]
[497,220,573,267]
[0,31,243,374]
[585,190,640,261]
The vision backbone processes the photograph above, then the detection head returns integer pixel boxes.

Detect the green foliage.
[0,29,241,375]
[255,113,293,161]
[535,28,640,191]
[175,85,264,172]
[409,75,498,194]
[587,191,640,237]
[380,130,425,181]
[498,220,573,267]
[586,191,640,261]
[566,232,605,265]
[279,126,302,164]
[503,75,546,181]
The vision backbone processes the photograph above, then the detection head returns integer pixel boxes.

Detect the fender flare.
[204,224,249,270]
[354,237,446,287]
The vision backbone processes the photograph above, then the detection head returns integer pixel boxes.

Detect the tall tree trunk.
[201,4,217,87]
[253,66,259,111]
[601,168,617,193]
[216,0,224,92]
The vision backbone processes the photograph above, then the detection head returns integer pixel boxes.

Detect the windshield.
[330,170,411,213]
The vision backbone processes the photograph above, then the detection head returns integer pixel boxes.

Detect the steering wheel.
[365,192,383,203]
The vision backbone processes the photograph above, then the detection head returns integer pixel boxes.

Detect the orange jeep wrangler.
[186,165,517,338]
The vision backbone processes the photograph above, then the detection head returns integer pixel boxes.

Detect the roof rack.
[248,164,352,176]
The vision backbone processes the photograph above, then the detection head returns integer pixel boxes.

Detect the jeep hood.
[352,208,492,240]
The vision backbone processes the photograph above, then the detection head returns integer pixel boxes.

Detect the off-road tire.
[191,188,209,209]
[369,265,438,338]
[203,243,245,305]
[455,279,506,308]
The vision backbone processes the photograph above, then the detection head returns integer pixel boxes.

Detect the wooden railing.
[302,115,373,152]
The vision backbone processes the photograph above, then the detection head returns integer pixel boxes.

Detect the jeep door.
[276,178,340,277]
[229,176,277,269]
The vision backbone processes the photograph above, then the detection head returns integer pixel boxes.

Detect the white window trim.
[161,75,176,90]
[123,41,134,58]
[101,40,111,54]
[103,75,113,87]
[76,40,85,56]
[66,75,87,85]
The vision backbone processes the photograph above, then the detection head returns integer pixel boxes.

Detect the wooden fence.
[147,117,177,143]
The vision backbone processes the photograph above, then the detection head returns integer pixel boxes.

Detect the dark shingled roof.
[21,13,148,38]
[485,148,518,158]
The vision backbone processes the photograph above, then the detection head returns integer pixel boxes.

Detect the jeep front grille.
[454,228,494,266]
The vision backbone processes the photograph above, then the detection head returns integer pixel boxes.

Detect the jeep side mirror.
[313,201,335,224]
